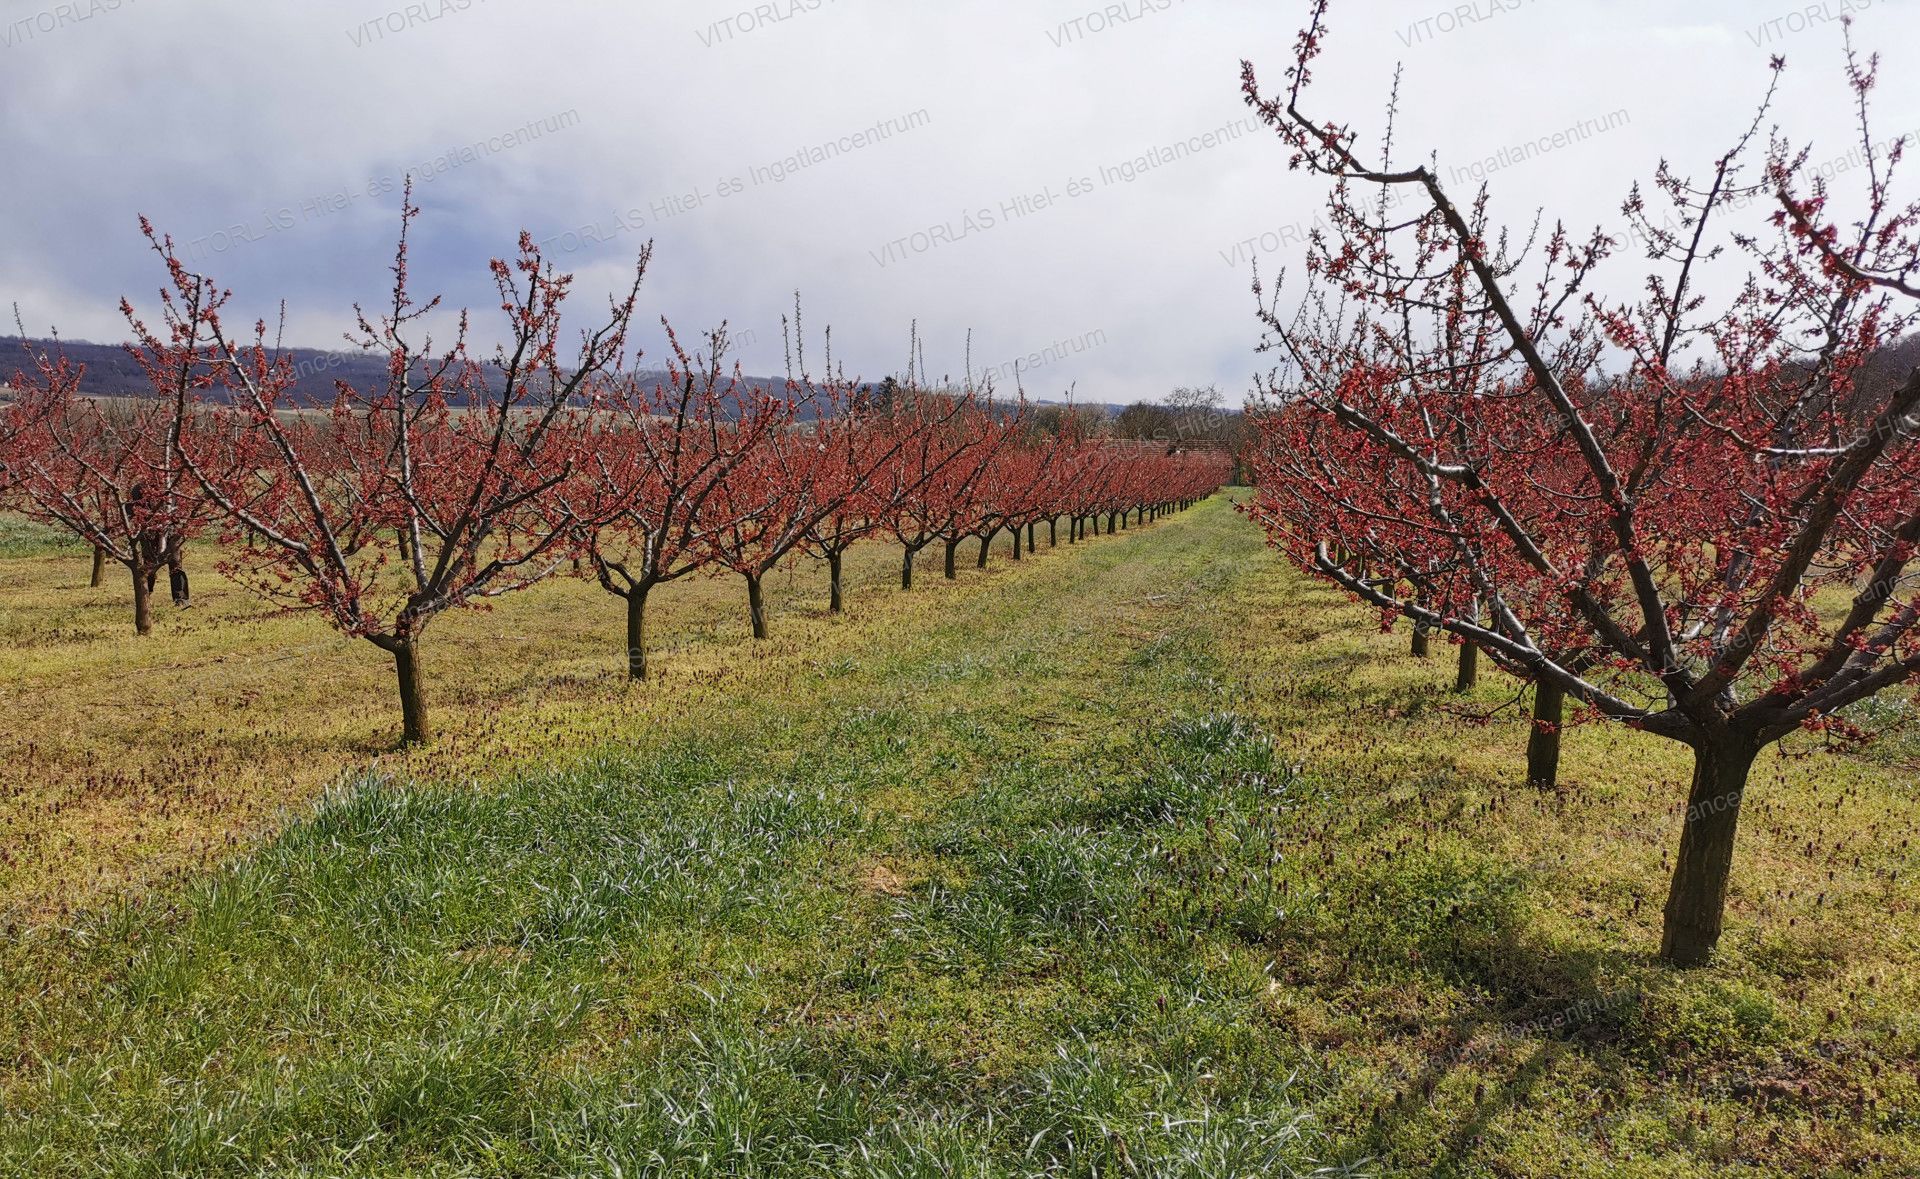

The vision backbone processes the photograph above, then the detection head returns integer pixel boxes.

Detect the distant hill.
[0,336,1124,420]
[0,335,794,409]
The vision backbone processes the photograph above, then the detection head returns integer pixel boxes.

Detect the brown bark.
[89,547,106,588]
[1660,735,1759,967]
[827,551,846,613]
[1454,639,1478,692]
[625,583,652,681]
[1526,681,1564,788]
[391,638,430,747]
[943,538,958,580]
[130,563,153,636]
[746,573,769,639]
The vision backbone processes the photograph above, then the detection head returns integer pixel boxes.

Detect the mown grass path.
[3,497,1915,1177]
[4,499,1340,1176]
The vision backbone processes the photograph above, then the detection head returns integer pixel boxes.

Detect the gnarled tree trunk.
[385,636,431,747]
[746,573,769,639]
[1660,734,1759,967]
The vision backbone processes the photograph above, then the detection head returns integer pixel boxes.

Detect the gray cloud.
[4,0,1916,401]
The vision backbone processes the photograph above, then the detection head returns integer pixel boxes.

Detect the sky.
[2,0,1916,405]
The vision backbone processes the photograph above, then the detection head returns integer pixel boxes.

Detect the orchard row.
[1234,1,1920,966]
[0,204,1230,745]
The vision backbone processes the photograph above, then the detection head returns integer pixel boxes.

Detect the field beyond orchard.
[2,495,1917,1177]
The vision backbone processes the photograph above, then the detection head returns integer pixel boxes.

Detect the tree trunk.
[1451,599,1481,690]
[943,538,958,580]
[1010,526,1022,561]
[976,534,991,568]
[746,573,769,639]
[625,583,652,681]
[130,563,153,636]
[1049,518,1058,547]
[168,558,190,607]
[1454,640,1478,692]
[828,551,845,613]
[902,546,916,591]
[1660,735,1760,967]
[1028,521,1037,551]
[391,638,430,747]
[1526,681,1564,788]
[1409,589,1434,658]
[89,547,106,588]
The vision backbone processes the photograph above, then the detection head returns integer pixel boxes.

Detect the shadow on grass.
[1330,929,1648,1175]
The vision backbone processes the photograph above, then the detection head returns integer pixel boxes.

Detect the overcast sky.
[3,0,1916,403]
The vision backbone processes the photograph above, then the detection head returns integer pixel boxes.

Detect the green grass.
[0,506,1061,919]
[2,496,1916,1177]
[0,516,84,559]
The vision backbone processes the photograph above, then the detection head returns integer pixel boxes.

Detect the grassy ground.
[0,515,1001,920]
[1,496,1917,1176]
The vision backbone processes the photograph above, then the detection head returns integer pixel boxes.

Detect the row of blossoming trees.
[0,197,1230,747]
[1239,2,1920,966]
